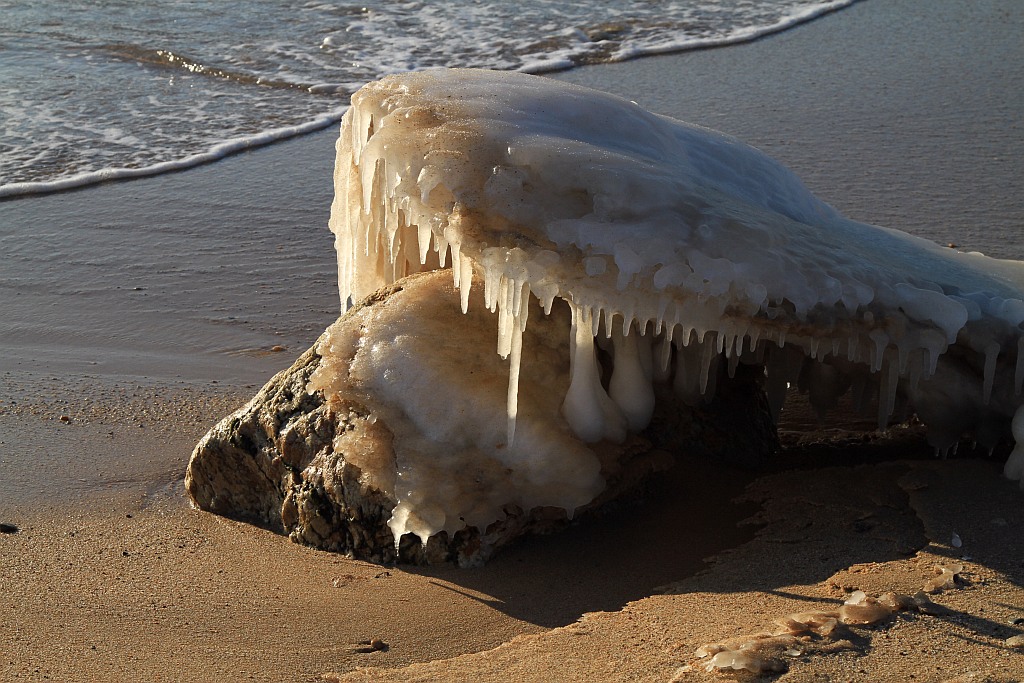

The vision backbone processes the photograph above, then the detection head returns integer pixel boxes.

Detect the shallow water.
[1,0,855,195]
[0,132,339,385]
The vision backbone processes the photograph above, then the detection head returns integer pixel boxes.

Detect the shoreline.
[0,0,860,201]
[2,0,1023,681]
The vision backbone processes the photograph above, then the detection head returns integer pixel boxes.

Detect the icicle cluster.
[326,66,1024,537]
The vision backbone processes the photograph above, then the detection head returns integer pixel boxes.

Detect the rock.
[186,272,777,566]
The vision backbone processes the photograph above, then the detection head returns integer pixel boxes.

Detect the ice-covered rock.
[328,67,1024,488]
[186,272,775,564]
[191,68,1024,562]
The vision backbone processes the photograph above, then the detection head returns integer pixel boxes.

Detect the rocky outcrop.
[186,279,778,566]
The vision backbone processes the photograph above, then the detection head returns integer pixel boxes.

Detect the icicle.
[897,342,911,375]
[655,297,670,335]
[404,224,420,275]
[350,106,372,161]
[417,223,431,265]
[878,356,899,430]
[362,157,382,216]
[620,304,635,337]
[653,334,673,383]
[383,192,399,259]
[385,228,402,283]
[349,105,362,158]
[517,282,531,331]
[539,288,556,315]
[451,242,463,290]
[705,350,720,402]
[724,325,741,358]
[362,111,374,144]
[484,267,498,312]
[609,324,656,431]
[673,340,699,406]
[459,254,473,314]
[383,211,399,272]
[513,277,525,319]
[561,304,627,443]
[595,309,610,339]
[1016,337,1024,395]
[982,341,999,405]
[506,308,524,446]
[907,351,924,395]
[665,323,678,355]
[437,232,450,268]
[360,200,375,258]
[748,328,760,352]
[1003,404,1024,482]
[925,345,938,377]
[482,261,493,309]
[699,334,719,396]
[869,330,888,372]
[753,339,767,364]
[496,277,512,358]
[377,231,392,284]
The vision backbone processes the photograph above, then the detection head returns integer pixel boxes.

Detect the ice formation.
[309,271,607,548]
[694,588,938,674]
[323,68,1024,546]
[923,563,964,593]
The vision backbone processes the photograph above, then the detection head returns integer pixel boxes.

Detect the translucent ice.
[324,68,1024,546]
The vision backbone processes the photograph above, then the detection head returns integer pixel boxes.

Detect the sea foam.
[1,0,857,197]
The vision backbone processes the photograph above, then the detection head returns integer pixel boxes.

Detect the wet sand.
[2,0,1023,681]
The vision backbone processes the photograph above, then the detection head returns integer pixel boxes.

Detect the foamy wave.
[604,0,857,61]
[0,0,860,199]
[0,110,346,199]
[514,0,857,72]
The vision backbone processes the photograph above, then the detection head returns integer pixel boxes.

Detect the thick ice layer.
[328,68,1024,501]
[309,272,605,547]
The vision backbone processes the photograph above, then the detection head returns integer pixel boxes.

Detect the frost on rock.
[320,67,1024,548]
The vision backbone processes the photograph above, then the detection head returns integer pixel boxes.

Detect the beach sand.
[2,1,1023,681]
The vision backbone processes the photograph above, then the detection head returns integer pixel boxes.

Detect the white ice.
[309,272,604,549]
[324,68,1024,547]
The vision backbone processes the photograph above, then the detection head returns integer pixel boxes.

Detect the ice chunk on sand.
[328,67,1024,517]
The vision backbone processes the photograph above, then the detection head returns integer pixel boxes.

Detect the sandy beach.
[2,1,1023,681]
